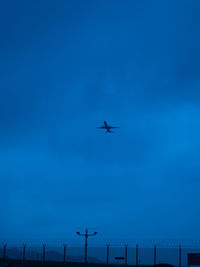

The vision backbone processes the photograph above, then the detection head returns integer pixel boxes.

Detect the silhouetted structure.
[76,228,98,264]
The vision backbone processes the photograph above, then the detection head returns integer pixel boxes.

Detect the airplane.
[96,121,120,133]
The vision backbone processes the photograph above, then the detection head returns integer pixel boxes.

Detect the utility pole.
[179,245,182,267]
[136,244,138,266]
[43,244,46,262]
[125,244,128,265]
[76,228,98,264]
[64,244,67,263]
[3,243,7,260]
[154,244,157,265]
[107,244,110,264]
[23,243,26,262]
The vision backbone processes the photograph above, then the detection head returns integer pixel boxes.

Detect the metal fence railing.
[1,244,200,266]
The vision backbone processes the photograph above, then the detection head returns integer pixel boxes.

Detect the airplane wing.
[96,126,106,129]
[109,126,120,129]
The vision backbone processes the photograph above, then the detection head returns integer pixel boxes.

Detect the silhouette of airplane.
[96,121,120,133]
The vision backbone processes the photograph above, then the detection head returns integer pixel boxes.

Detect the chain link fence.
[1,244,200,266]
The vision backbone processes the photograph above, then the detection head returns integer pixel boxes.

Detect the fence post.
[107,244,110,264]
[23,244,26,261]
[43,244,46,262]
[64,244,67,263]
[125,244,128,265]
[154,244,157,265]
[179,245,182,267]
[136,244,138,266]
[3,243,7,260]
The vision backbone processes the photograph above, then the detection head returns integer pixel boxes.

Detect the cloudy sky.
[1,0,200,245]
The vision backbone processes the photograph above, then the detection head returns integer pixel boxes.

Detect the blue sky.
[1,0,200,244]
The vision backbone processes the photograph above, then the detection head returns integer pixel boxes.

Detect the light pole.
[76,228,98,264]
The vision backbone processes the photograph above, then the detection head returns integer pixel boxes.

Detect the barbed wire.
[1,238,200,248]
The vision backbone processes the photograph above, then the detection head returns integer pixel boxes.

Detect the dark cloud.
[1,0,200,241]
